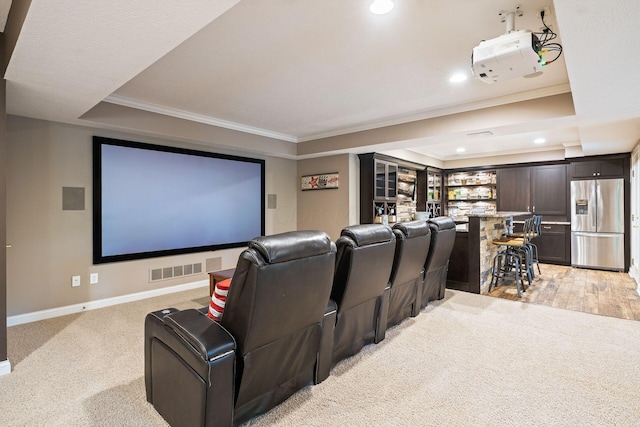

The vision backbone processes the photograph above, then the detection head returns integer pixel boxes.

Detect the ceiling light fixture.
[449,72,468,83]
[456,147,466,153]
[370,0,394,14]
[534,138,546,144]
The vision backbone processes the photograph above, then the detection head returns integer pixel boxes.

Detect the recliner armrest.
[162,309,236,361]
[145,308,236,427]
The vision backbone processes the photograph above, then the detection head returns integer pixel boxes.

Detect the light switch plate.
[72,276,81,287]
[90,273,99,284]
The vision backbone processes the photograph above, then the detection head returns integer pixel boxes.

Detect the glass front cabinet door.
[374,159,398,200]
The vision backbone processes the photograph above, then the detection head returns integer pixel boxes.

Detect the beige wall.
[6,116,297,316]
[1,42,7,362]
[297,154,355,241]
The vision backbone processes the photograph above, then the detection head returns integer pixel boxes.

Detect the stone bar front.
[446,212,530,294]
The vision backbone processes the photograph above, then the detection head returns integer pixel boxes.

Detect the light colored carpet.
[2,288,640,426]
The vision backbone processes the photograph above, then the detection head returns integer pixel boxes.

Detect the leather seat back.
[387,220,431,327]
[330,224,396,365]
[221,230,336,419]
[422,216,456,306]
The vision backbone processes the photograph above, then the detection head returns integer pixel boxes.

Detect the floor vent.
[150,262,204,282]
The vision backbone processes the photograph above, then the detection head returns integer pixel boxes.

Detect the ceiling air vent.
[466,131,494,137]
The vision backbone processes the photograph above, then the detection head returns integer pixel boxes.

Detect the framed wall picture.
[301,172,339,191]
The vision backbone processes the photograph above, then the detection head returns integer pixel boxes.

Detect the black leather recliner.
[329,224,396,366]
[421,216,456,307]
[144,231,336,427]
[387,220,432,328]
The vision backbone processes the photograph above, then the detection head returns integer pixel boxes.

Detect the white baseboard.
[0,359,11,376]
[7,279,209,327]
[629,266,640,290]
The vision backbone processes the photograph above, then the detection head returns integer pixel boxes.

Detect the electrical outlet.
[72,275,81,287]
[90,273,99,284]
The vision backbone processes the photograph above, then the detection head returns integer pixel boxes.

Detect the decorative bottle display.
[446,170,497,219]
[426,169,442,218]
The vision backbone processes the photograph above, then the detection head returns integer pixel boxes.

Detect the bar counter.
[446,211,530,294]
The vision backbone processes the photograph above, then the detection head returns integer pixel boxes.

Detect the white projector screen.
[93,137,265,264]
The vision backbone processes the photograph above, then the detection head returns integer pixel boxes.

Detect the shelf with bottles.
[426,201,441,218]
[426,169,442,202]
[447,185,496,201]
[373,201,397,224]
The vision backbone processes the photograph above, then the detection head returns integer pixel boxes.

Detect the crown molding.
[104,95,298,143]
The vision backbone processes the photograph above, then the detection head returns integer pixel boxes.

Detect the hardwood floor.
[487,263,640,321]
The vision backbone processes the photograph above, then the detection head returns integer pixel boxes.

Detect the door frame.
[630,145,640,287]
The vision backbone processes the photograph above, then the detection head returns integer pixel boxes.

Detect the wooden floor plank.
[487,264,640,321]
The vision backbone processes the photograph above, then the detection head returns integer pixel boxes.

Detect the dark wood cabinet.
[497,167,531,212]
[374,159,398,200]
[534,224,570,265]
[512,222,570,265]
[498,164,567,217]
[531,164,568,216]
[570,156,625,179]
[359,153,427,224]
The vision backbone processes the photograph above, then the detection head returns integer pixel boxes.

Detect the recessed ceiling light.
[449,73,468,83]
[370,0,393,14]
[456,147,466,153]
[534,138,546,144]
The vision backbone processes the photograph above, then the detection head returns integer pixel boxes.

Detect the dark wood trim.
[446,218,481,294]
[624,155,631,271]
[358,152,426,172]
[416,168,426,210]
[467,217,481,293]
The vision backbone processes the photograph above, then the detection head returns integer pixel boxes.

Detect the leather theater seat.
[386,220,431,328]
[144,230,336,427]
[329,224,396,366]
[421,216,456,307]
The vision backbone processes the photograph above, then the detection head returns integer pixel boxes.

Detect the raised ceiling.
[4,0,640,163]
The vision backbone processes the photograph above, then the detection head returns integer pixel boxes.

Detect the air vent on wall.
[149,262,204,282]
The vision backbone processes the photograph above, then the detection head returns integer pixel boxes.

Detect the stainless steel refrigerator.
[570,178,624,271]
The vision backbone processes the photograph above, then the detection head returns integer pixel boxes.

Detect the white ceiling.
[4,0,640,163]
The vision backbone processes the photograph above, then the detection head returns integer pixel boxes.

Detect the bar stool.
[489,216,537,297]
[489,236,531,297]
[509,215,542,277]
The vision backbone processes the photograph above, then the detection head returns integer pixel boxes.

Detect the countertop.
[466,211,531,218]
[513,220,571,225]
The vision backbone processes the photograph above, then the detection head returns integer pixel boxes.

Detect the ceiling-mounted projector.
[472,29,543,83]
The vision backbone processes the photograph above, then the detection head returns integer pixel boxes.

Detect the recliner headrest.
[249,230,333,264]
[428,216,456,231]
[340,224,394,247]
[393,220,431,238]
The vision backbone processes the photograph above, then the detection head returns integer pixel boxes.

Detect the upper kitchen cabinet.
[496,167,530,212]
[374,158,398,200]
[531,164,568,216]
[498,164,568,217]
[570,155,626,179]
